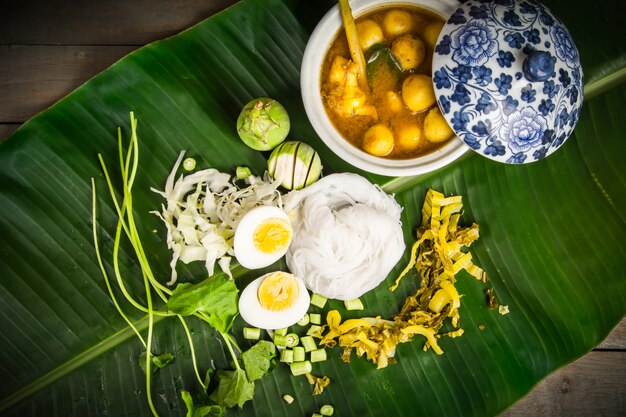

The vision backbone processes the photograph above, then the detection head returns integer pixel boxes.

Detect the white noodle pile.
[283,173,405,300]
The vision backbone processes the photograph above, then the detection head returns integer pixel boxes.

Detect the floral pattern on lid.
[432,0,583,164]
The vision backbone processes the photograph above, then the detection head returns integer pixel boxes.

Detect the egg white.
[234,205,292,269]
[238,272,310,330]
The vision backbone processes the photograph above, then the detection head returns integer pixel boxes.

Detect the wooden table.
[1,0,624,415]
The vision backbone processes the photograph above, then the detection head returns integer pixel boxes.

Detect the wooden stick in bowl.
[338,0,370,94]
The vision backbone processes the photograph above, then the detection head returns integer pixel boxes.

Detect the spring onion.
[236,166,252,179]
[273,334,288,347]
[310,348,327,363]
[293,346,305,362]
[280,349,294,363]
[243,327,261,340]
[300,336,317,352]
[282,394,294,404]
[309,313,321,325]
[306,325,323,338]
[297,314,310,326]
[275,327,289,337]
[285,333,300,348]
[344,298,364,310]
[183,157,196,171]
[310,293,328,309]
[289,361,312,376]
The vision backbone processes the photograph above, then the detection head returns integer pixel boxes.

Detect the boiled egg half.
[239,271,310,329]
[234,205,293,269]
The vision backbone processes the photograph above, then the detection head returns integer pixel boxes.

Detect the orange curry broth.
[320,5,448,159]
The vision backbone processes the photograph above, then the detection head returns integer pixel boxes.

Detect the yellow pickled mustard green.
[319,189,490,369]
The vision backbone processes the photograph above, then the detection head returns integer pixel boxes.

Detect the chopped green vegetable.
[306,325,323,338]
[300,335,317,352]
[309,313,321,325]
[310,348,327,363]
[273,334,288,347]
[310,293,328,308]
[243,327,261,340]
[297,314,310,326]
[138,351,174,374]
[289,361,312,376]
[167,273,239,333]
[344,298,364,310]
[275,327,289,336]
[312,414,323,417]
[280,349,294,363]
[241,340,276,382]
[236,166,252,179]
[237,97,290,151]
[267,141,322,190]
[293,346,305,362]
[282,394,294,404]
[285,333,300,348]
[320,405,335,416]
[183,157,197,171]
[181,390,224,417]
[209,369,255,409]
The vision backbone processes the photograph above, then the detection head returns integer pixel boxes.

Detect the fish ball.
[423,21,445,49]
[391,34,425,71]
[363,124,394,156]
[356,19,384,50]
[424,108,454,143]
[396,123,423,152]
[382,9,413,37]
[402,74,436,112]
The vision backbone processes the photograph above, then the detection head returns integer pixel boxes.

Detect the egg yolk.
[253,217,292,254]
[257,272,300,311]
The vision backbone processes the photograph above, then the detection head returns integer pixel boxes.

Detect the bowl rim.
[300,0,469,177]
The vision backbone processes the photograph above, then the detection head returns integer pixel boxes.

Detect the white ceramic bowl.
[301,0,469,176]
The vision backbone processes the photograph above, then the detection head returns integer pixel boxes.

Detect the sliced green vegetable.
[310,349,327,363]
[309,313,321,325]
[242,340,276,382]
[267,141,322,190]
[289,361,312,376]
[344,298,364,311]
[285,333,300,348]
[320,405,335,416]
[183,157,197,171]
[273,334,288,347]
[312,414,323,417]
[275,327,289,337]
[236,166,252,179]
[243,327,261,340]
[280,349,294,363]
[293,346,305,362]
[297,314,310,326]
[282,394,294,405]
[310,293,328,309]
[300,336,317,352]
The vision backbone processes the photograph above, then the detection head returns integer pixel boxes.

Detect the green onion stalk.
[91,112,241,416]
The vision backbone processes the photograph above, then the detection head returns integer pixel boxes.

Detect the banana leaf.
[0,0,625,416]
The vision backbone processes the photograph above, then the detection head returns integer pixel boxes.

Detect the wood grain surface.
[0,0,624,416]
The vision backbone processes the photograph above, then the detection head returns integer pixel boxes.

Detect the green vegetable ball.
[237,97,290,151]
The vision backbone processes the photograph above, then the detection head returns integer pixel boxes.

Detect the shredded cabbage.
[283,173,405,300]
[151,151,282,285]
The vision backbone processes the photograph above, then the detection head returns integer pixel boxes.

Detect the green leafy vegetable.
[167,273,239,333]
[138,352,174,374]
[181,391,224,417]
[242,340,277,382]
[209,369,255,409]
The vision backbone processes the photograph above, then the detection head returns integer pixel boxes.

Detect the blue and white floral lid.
[432,0,583,164]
